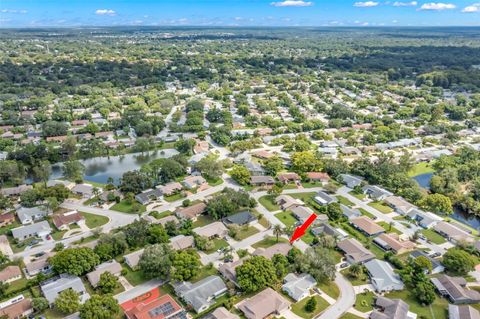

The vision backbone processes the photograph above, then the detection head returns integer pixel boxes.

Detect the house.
[11,221,51,240]
[160,182,183,196]
[0,298,33,319]
[384,196,416,215]
[305,172,330,183]
[275,195,303,210]
[339,174,364,188]
[245,162,265,176]
[0,266,22,284]
[182,175,207,189]
[341,204,362,220]
[194,140,209,154]
[409,250,444,274]
[124,292,186,319]
[0,213,15,227]
[40,274,90,305]
[364,259,404,292]
[46,179,75,190]
[448,304,480,319]
[149,215,179,226]
[211,307,240,319]
[282,273,316,301]
[0,235,12,257]
[407,208,442,228]
[250,176,275,186]
[290,206,315,223]
[370,296,411,319]
[174,275,227,313]
[431,274,480,304]
[222,211,257,226]
[362,185,393,201]
[219,257,248,285]
[16,206,49,225]
[238,287,291,319]
[311,222,348,240]
[98,189,122,202]
[278,173,300,184]
[72,183,96,198]
[193,222,228,239]
[52,210,84,230]
[24,253,54,277]
[86,260,122,287]
[337,238,375,264]
[253,243,291,259]
[170,235,195,250]
[176,202,207,221]
[252,150,275,160]
[374,233,415,255]
[135,188,163,205]
[433,221,474,243]
[124,249,144,270]
[350,216,385,237]
[313,191,337,206]
[0,185,33,197]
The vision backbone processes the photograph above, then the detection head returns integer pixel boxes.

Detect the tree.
[174,139,196,155]
[119,170,152,194]
[63,160,85,182]
[45,196,59,213]
[0,282,9,299]
[50,247,100,276]
[79,294,120,319]
[413,280,436,305]
[139,243,172,279]
[97,272,120,294]
[148,224,170,244]
[194,235,214,251]
[171,249,201,282]
[263,156,284,176]
[236,256,278,292]
[55,288,81,314]
[206,188,256,219]
[295,247,336,283]
[272,253,290,279]
[420,193,453,215]
[290,151,322,173]
[348,263,364,279]
[414,256,432,274]
[442,248,476,275]
[305,297,317,312]
[122,219,151,247]
[230,165,251,186]
[195,154,224,180]
[326,202,342,221]
[32,297,49,312]
[32,160,52,186]
[94,232,128,261]
[273,224,283,243]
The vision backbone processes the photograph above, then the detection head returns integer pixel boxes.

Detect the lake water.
[48,149,179,185]
[412,172,433,189]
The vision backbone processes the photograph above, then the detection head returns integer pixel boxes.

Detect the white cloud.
[353,1,379,7]
[1,9,28,14]
[270,1,314,7]
[462,3,480,12]
[419,3,456,10]
[95,9,116,16]
[393,1,417,6]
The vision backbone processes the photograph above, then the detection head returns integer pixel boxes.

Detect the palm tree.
[273,224,283,243]
[349,263,363,279]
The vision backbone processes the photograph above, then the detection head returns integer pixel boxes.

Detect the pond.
[412,172,433,189]
[47,149,179,185]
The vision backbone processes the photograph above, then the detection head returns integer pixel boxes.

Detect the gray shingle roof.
[40,274,89,304]
[174,275,227,313]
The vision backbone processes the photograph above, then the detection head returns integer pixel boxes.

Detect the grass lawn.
[302,182,323,188]
[275,211,297,228]
[51,230,68,241]
[301,231,315,244]
[149,210,172,219]
[354,291,375,312]
[349,191,366,200]
[191,266,219,283]
[340,313,364,319]
[385,290,448,319]
[336,195,355,207]
[377,221,402,235]
[340,269,370,286]
[368,201,393,214]
[6,277,29,294]
[42,309,66,319]
[258,195,280,212]
[0,220,21,235]
[358,208,375,219]
[193,215,215,228]
[317,281,340,299]
[123,268,149,286]
[258,217,270,228]
[235,226,259,240]
[252,236,289,249]
[408,162,435,177]
[421,229,447,244]
[205,238,229,254]
[164,193,186,202]
[291,295,330,319]
[111,200,146,214]
[207,178,223,187]
[290,192,317,203]
[80,212,109,229]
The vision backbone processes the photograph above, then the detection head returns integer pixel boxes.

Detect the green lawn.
[164,193,186,202]
[358,208,375,219]
[258,195,280,212]
[81,212,109,229]
[111,200,146,214]
[377,221,401,235]
[368,201,393,214]
[421,228,447,244]
[123,268,149,286]
[291,295,330,319]
[252,236,289,249]
[385,290,449,319]
[354,291,375,312]
[149,210,172,219]
[408,162,435,177]
[336,195,355,207]
[302,182,323,188]
[5,277,29,294]
[290,192,317,203]
[205,238,229,254]
[193,215,215,228]
[317,281,340,299]
[0,220,21,235]
[340,269,370,286]
[340,313,364,319]
[275,211,297,227]
[349,191,366,200]
[301,231,315,244]
[235,226,260,240]
[51,230,68,241]
[207,178,223,187]
[191,266,219,283]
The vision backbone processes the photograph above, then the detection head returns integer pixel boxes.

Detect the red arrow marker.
[289,213,317,243]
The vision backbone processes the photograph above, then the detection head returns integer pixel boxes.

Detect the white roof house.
[282,273,316,301]
[365,259,404,292]
[11,221,51,240]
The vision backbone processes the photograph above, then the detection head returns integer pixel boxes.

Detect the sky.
[1,0,480,28]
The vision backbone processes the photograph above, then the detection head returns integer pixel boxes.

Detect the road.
[316,274,356,319]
